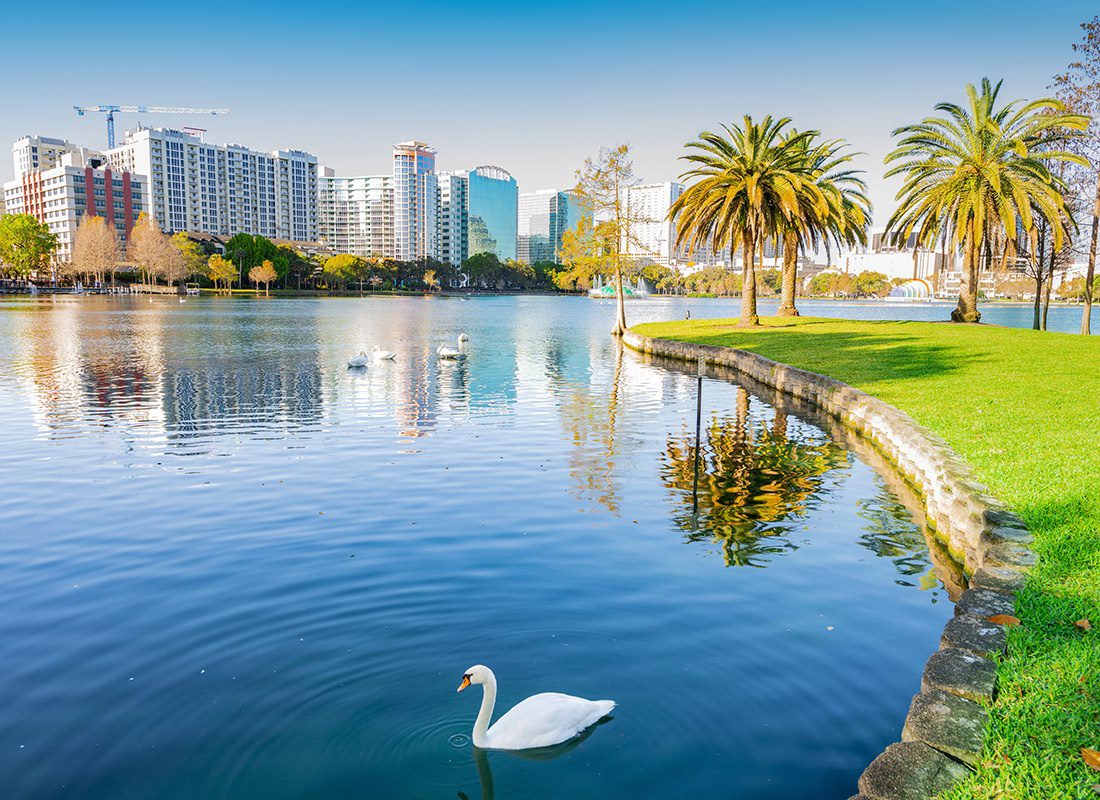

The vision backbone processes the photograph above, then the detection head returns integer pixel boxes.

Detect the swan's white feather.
[484,693,614,750]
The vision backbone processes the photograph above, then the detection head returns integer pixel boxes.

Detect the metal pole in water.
[692,355,705,516]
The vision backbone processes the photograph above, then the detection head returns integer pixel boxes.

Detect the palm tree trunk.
[1081,174,1099,335]
[777,230,799,316]
[951,231,981,323]
[1032,271,1043,330]
[1042,255,1055,331]
[740,233,759,327]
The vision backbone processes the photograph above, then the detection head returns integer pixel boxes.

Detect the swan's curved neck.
[472,671,497,748]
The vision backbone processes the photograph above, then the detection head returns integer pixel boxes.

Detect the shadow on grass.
[675,326,986,385]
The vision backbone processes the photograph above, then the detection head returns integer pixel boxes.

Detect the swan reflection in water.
[457,721,609,800]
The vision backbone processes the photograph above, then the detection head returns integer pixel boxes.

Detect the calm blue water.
[0,295,968,799]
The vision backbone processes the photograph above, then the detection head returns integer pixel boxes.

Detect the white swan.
[458,332,469,343]
[373,345,397,361]
[437,344,463,359]
[347,351,370,368]
[457,665,614,750]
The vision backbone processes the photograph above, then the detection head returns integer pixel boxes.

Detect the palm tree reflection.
[662,386,848,567]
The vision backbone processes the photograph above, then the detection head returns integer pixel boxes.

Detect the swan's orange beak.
[457,675,471,693]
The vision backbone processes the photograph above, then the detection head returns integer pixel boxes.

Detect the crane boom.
[73,105,230,148]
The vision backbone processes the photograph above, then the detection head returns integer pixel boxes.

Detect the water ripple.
[0,295,960,800]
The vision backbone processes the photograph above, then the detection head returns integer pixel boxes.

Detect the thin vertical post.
[692,355,705,516]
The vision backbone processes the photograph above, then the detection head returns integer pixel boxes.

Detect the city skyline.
[1,0,1095,228]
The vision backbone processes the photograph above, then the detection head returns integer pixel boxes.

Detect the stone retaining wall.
[623,330,1036,800]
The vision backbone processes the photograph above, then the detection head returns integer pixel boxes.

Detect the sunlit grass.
[635,316,1100,800]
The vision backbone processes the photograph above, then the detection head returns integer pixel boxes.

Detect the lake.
[0,294,985,799]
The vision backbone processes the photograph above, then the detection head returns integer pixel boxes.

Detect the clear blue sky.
[1,0,1094,225]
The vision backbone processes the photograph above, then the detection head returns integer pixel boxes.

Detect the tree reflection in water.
[662,386,849,567]
[856,491,950,592]
[555,339,625,514]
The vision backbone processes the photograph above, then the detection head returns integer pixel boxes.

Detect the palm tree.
[884,78,1087,323]
[671,116,818,327]
[777,135,871,316]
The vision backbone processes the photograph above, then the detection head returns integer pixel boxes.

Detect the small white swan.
[458,332,469,343]
[457,665,614,750]
[347,351,370,368]
[437,343,463,359]
[373,345,397,361]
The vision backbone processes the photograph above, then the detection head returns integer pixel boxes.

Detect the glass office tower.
[518,189,585,264]
[466,166,517,261]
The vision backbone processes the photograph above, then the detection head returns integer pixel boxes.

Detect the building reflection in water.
[9,298,325,455]
[2,296,964,591]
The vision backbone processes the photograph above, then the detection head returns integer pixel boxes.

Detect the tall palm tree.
[671,116,818,327]
[884,78,1087,323]
[777,135,871,316]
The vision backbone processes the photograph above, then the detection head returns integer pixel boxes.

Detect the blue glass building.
[517,189,586,264]
[466,166,517,261]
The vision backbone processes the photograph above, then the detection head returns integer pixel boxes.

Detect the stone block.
[955,587,1016,620]
[941,614,1007,658]
[969,566,1026,593]
[858,741,970,800]
[979,524,1034,549]
[921,647,997,703]
[901,690,987,766]
[983,507,1025,528]
[981,542,1037,569]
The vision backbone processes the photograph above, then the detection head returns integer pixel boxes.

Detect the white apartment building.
[437,172,468,267]
[12,135,86,176]
[623,182,725,271]
[843,229,945,282]
[392,141,438,261]
[317,168,393,258]
[105,127,318,241]
[3,149,147,263]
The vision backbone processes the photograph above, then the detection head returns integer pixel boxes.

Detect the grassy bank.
[634,316,1099,800]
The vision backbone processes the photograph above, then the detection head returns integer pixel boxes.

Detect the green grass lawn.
[634,316,1100,800]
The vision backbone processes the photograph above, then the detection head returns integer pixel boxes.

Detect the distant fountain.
[885,278,934,302]
[587,274,650,299]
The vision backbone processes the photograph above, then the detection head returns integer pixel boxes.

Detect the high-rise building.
[105,127,318,241]
[392,141,438,260]
[437,172,468,267]
[624,181,725,270]
[12,135,85,177]
[317,168,393,258]
[437,165,517,266]
[467,165,517,262]
[3,149,147,264]
[518,189,584,264]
